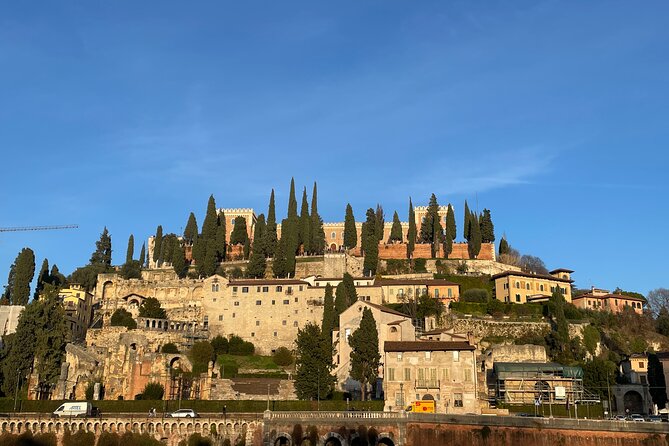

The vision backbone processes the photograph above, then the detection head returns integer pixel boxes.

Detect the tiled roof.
[573,292,646,302]
[229,279,309,286]
[384,341,475,352]
[375,279,459,286]
[364,301,410,318]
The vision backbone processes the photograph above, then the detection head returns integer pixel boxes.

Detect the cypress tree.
[184,212,199,243]
[446,204,456,242]
[202,194,218,242]
[418,193,442,258]
[299,187,311,254]
[1,263,16,304]
[321,284,335,338]
[203,239,218,277]
[362,208,378,276]
[49,264,66,287]
[294,322,335,400]
[334,282,348,323]
[287,178,298,220]
[243,237,251,260]
[125,234,134,264]
[139,243,146,267]
[172,243,187,278]
[468,212,482,259]
[90,227,112,266]
[34,258,50,299]
[375,205,385,242]
[192,237,206,276]
[499,237,509,255]
[480,208,495,243]
[9,247,36,306]
[263,189,278,258]
[388,211,403,243]
[272,237,287,277]
[342,273,358,306]
[215,212,227,261]
[310,182,325,255]
[463,200,471,241]
[230,216,249,246]
[253,214,267,252]
[246,234,267,279]
[407,198,416,260]
[343,204,357,250]
[349,307,380,401]
[153,226,163,264]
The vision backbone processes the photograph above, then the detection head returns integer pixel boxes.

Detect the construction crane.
[0,225,79,233]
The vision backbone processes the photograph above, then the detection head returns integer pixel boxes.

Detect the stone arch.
[323,432,347,446]
[195,422,201,433]
[32,422,39,432]
[47,422,53,433]
[16,422,22,433]
[388,326,400,341]
[86,422,93,432]
[187,422,194,433]
[422,393,435,400]
[102,281,115,300]
[624,390,644,414]
[274,431,292,446]
[2,421,7,431]
[56,422,62,433]
[171,422,178,434]
[378,433,396,446]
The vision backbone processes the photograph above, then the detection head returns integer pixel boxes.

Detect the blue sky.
[1,1,667,295]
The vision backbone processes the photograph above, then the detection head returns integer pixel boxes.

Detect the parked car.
[647,415,662,423]
[613,415,627,421]
[52,402,93,418]
[630,414,645,422]
[167,409,200,418]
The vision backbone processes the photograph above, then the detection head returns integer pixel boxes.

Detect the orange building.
[572,287,645,314]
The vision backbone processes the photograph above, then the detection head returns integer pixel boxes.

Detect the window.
[234,301,240,306]
[404,368,411,381]
[294,297,298,303]
[293,321,298,327]
[283,299,289,305]
[397,352,403,360]
[255,321,260,326]
[515,281,520,288]
[218,315,223,321]
[212,283,219,292]
[639,362,645,369]
[540,284,544,292]
[464,369,472,383]
[262,286,269,293]
[272,300,276,305]
[299,285,303,292]
[453,351,460,362]
[282,320,287,326]
[387,368,395,381]
[425,351,431,359]
[442,368,449,381]
[276,286,283,292]
[434,289,440,298]
[454,393,463,407]
[256,300,262,305]
[251,332,254,337]
[242,287,249,293]
[257,286,261,292]
[395,392,403,407]
[287,287,293,294]
[203,316,208,329]
[232,287,238,293]
[515,294,521,302]
[231,218,235,225]
[448,288,452,298]
[331,232,336,239]
[232,313,235,318]
[526,283,530,290]
[273,331,277,337]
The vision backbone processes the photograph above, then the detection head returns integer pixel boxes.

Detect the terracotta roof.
[573,292,646,302]
[375,279,459,287]
[363,301,410,318]
[491,270,574,284]
[549,268,574,274]
[229,279,309,286]
[384,341,475,352]
[313,277,370,281]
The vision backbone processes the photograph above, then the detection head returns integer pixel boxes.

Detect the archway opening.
[378,438,396,446]
[274,435,291,446]
[623,390,644,414]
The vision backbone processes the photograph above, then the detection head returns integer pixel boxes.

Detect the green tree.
[443,204,456,258]
[287,177,298,220]
[272,237,288,278]
[499,237,509,255]
[263,189,279,258]
[1,285,68,395]
[153,226,163,264]
[139,243,146,268]
[139,297,167,319]
[545,288,571,363]
[581,358,616,400]
[362,208,378,276]
[34,258,50,299]
[321,284,335,352]
[125,234,134,264]
[192,237,205,275]
[299,187,311,254]
[230,216,248,246]
[349,307,380,401]
[161,343,179,353]
[479,208,495,243]
[334,282,348,324]
[375,204,385,242]
[342,273,358,306]
[418,193,443,258]
[120,260,142,280]
[173,243,187,279]
[463,200,471,241]
[388,211,403,243]
[656,307,669,336]
[343,204,357,250]
[203,239,218,277]
[201,195,218,241]
[184,212,199,244]
[294,322,334,399]
[90,227,112,267]
[215,212,227,261]
[407,198,416,260]
[211,336,228,356]
[68,264,106,291]
[582,325,601,356]
[49,264,66,288]
[141,382,165,400]
[272,347,294,366]
[468,211,482,259]
[246,234,267,279]
[310,182,326,255]
[190,341,214,374]
[110,308,137,329]
[7,247,36,305]
[243,236,251,260]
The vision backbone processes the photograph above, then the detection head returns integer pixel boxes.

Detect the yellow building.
[492,269,574,304]
[376,278,460,305]
[58,285,94,342]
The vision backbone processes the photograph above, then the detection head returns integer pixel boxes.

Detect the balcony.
[415,379,440,389]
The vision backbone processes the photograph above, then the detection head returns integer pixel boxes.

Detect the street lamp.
[399,382,404,411]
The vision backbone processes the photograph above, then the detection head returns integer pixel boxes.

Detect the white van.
[52,402,92,418]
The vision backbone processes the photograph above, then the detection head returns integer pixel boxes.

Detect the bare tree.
[647,288,669,316]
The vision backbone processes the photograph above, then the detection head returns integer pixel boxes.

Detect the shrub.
[97,432,121,446]
[191,341,215,374]
[63,429,95,446]
[228,267,244,279]
[414,258,427,273]
[85,381,95,400]
[272,347,294,366]
[456,261,468,274]
[179,434,212,446]
[34,433,58,446]
[486,299,505,316]
[141,382,165,400]
[461,288,489,303]
[228,335,255,356]
[211,336,229,356]
[138,297,167,319]
[110,309,137,329]
[161,343,179,354]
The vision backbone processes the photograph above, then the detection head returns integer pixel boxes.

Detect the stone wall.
[445,318,551,343]
[374,242,496,260]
